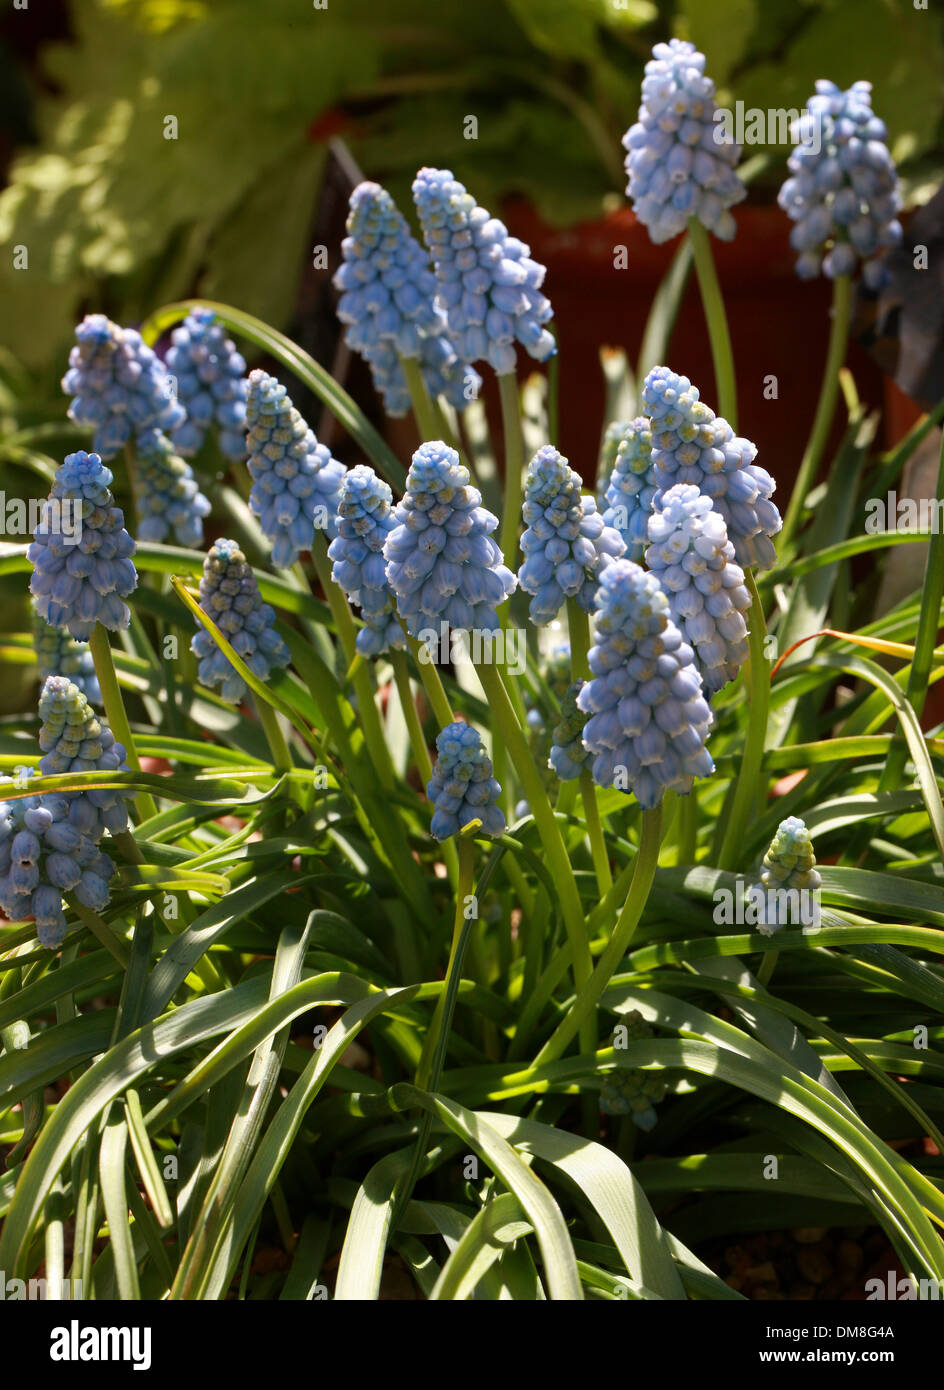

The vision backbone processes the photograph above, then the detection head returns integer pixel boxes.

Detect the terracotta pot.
[497,199,892,497]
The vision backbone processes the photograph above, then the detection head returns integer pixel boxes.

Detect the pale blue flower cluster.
[578,559,714,809]
[37,675,130,837]
[245,370,347,568]
[191,538,291,704]
[32,603,101,705]
[548,682,590,781]
[165,308,248,459]
[134,428,211,548]
[602,418,658,563]
[28,451,137,640]
[645,483,751,694]
[642,366,780,570]
[596,419,632,506]
[426,721,505,840]
[335,183,483,417]
[329,465,406,658]
[412,167,556,375]
[518,445,625,625]
[622,39,745,245]
[752,815,822,937]
[384,441,516,640]
[778,81,902,290]
[0,676,128,947]
[62,314,185,458]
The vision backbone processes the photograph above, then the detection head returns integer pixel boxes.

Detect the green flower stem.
[566,600,611,894]
[252,693,293,775]
[780,274,852,549]
[400,354,442,441]
[688,218,737,427]
[690,211,773,865]
[473,659,594,1055]
[718,570,770,870]
[391,648,459,887]
[390,649,432,784]
[88,623,158,824]
[415,837,476,1091]
[69,900,130,967]
[534,803,662,1066]
[879,427,944,791]
[678,786,698,864]
[310,536,394,790]
[498,372,525,573]
[403,631,455,729]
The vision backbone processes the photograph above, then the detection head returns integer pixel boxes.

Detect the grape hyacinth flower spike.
[751,816,822,936]
[0,676,128,947]
[623,39,746,245]
[328,465,406,658]
[645,483,751,695]
[426,722,505,840]
[191,539,291,704]
[384,441,516,643]
[62,314,185,458]
[549,682,591,782]
[32,602,101,705]
[778,81,902,290]
[166,307,249,459]
[334,181,481,416]
[643,366,781,570]
[245,370,346,568]
[578,559,714,809]
[28,451,137,640]
[518,445,625,625]
[133,428,211,548]
[412,167,556,375]
[602,418,659,563]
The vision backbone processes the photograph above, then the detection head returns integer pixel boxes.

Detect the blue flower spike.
[134,428,212,548]
[426,721,506,841]
[778,81,902,290]
[28,451,138,641]
[642,366,781,571]
[32,602,101,705]
[645,483,751,694]
[334,182,483,417]
[549,682,591,782]
[518,445,625,626]
[0,675,129,947]
[165,307,249,459]
[578,559,714,810]
[384,440,516,642]
[245,370,347,568]
[413,167,556,375]
[623,39,746,245]
[191,538,292,704]
[328,465,407,658]
[602,418,659,563]
[62,314,185,458]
